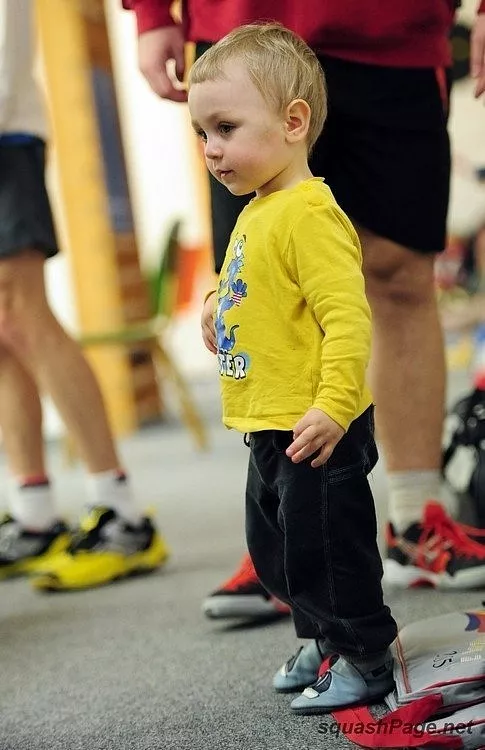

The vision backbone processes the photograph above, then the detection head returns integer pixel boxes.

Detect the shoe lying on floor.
[290,654,394,715]
[273,639,330,693]
[0,514,71,579]
[31,506,169,591]
[202,552,291,619]
[384,501,485,590]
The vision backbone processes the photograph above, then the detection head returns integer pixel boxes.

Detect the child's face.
[189,61,294,197]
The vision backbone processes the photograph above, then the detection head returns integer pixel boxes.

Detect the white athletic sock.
[86,469,142,526]
[9,477,58,531]
[388,470,442,533]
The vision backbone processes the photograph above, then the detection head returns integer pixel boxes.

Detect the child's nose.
[205,138,222,159]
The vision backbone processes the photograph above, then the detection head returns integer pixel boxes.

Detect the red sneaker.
[202,552,291,619]
[384,501,485,590]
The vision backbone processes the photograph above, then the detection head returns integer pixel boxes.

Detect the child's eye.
[195,128,207,142]
[219,123,234,135]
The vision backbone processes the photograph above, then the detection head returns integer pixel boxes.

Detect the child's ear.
[285,99,311,143]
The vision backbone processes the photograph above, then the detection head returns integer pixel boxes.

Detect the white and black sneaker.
[0,514,70,579]
[31,506,169,591]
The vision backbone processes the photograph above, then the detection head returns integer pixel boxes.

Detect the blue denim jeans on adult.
[245,406,397,658]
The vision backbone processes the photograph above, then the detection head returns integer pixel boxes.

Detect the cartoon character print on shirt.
[215,234,250,379]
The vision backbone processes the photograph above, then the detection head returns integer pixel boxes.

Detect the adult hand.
[471,13,485,98]
[138,26,187,102]
[286,408,345,468]
[201,291,217,354]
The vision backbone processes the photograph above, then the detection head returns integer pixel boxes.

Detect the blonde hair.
[188,23,327,152]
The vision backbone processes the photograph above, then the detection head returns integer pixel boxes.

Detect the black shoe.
[384,501,485,590]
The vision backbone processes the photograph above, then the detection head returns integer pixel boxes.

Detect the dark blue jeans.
[245,406,397,658]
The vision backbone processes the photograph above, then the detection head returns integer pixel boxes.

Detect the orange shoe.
[202,552,291,619]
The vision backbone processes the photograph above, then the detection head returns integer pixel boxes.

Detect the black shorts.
[0,139,59,260]
[196,45,451,272]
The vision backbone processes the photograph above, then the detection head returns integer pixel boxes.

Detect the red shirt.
[123,0,485,68]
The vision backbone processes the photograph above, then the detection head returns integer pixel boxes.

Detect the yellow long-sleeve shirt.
[215,178,373,432]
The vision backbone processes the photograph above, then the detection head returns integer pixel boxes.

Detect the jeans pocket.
[327,407,376,484]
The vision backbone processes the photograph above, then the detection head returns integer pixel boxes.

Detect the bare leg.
[0,251,120,473]
[0,344,59,529]
[0,251,165,587]
[359,227,445,476]
[0,346,46,477]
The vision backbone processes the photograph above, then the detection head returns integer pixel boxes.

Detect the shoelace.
[419,503,485,561]
[219,553,260,590]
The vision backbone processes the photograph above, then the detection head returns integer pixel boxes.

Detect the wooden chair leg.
[152,342,209,450]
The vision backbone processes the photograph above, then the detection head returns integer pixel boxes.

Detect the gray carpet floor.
[1,375,482,750]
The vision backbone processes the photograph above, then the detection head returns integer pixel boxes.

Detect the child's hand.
[286,408,345,468]
[201,291,217,354]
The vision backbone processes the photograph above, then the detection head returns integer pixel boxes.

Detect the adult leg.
[361,231,446,515]
[0,250,140,518]
[0,250,169,589]
[313,58,450,507]
[0,251,137,521]
[0,251,120,474]
[309,58,485,585]
[362,233,485,587]
[0,347,59,523]
[0,348,70,579]
[0,345,71,577]
[0,140,168,588]
[0,346,46,479]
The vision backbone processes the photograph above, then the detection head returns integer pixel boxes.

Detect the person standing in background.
[0,0,169,591]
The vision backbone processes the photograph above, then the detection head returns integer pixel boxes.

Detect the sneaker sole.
[290,693,388,716]
[33,565,160,591]
[0,533,72,581]
[32,543,170,592]
[274,681,317,694]
[202,594,290,619]
[32,558,168,591]
[384,558,485,590]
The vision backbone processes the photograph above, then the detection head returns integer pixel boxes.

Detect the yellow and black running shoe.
[32,506,169,592]
[0,514,71,580]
